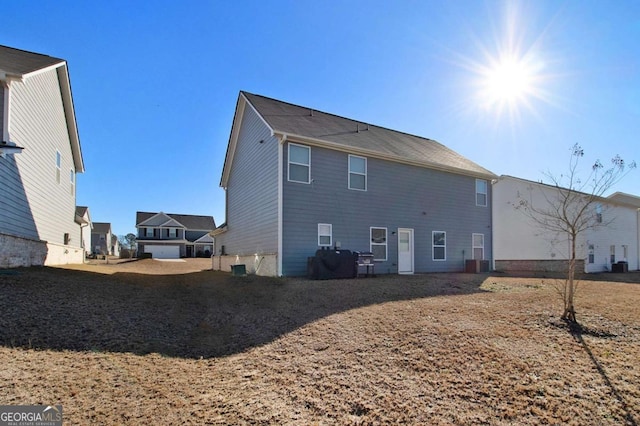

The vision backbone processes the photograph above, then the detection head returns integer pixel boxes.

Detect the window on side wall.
[288,143,310,183]
[433,231,446,261]
[610,245,615,264]
[472,233,484,260]
[348,155,367,191]
[55,151,61,184]
[70,170,75,196]
[595,204,603,223]
[318,223,332,246]
[476,179,487,206]
[370,227,387,261]
[588,244,595,264]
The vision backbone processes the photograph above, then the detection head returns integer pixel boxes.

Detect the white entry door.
[398,228,414,274]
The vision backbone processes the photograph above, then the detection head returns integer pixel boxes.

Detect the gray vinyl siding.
[282,144,492,276]
[2,69,81,247]
[217,105,278,255]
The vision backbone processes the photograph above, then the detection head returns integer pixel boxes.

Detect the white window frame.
[55,150,61,184]
[168,228,177,238]
[348,154,367,191]
[476,179,487,207]
[472,233,484,260]
[370,227,388,261]
[70,169,75,196]
[288,143,311,184]
[433,231,446,261]
[588,244,595,264]
[318,223,332,247]
[145,227,154,238]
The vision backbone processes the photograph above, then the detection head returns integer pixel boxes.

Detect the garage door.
[144,245,180,259]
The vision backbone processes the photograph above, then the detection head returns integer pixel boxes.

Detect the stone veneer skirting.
[495,259,584,273]
[212,253,278,276]
[0,233,47,268]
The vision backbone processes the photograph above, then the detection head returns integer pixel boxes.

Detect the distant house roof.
[221,91,495,187]
[92,222,112,234]
[136,212,216,230]
[0,45,83,173]
[608,192,640,208]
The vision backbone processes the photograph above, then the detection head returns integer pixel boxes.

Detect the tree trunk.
[562,235,578,323]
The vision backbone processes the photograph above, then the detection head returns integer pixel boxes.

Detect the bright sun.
[484,57,533,105]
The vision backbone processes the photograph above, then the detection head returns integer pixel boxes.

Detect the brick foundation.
[0,233,47,268]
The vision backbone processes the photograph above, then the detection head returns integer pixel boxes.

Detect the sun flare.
[483,57,533,104]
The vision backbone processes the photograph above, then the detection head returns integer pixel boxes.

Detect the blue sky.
[3,1,639,236]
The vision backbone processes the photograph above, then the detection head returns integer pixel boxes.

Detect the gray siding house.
[0,45,85,267]
[91,222,113,256]
[213,92,496,276]
[136,212,215,258]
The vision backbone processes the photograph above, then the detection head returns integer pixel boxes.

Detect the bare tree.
[514,144,635,323]
[119,233,137,259]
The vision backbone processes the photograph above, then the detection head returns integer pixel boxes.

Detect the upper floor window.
[55,151,61,184]
[288,143,310,184]
[595,203,603,223]
[168,228,177,238]
[433,231,446,261]
[318,223,332,246]
[145,227,154,237]
[370,227,387,261]
[472,233,484,260]
[476,179,487,206]
[348,155,367,191]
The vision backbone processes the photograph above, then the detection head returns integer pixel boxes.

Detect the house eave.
[273,131,497,180]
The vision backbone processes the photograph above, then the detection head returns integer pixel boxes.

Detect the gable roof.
[0,45,84,173]
[92,222,112,234]
[221,91,495,187]
[136,211,216,230]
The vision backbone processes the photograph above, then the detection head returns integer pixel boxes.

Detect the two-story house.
[492,175,640,273]
[212,92,496,276]
[75,206,93,258]
[0,45,85,267]
[136,212,215,258]
[91,222,113,256]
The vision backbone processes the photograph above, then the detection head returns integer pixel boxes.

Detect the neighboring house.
[492,175,640,273]
[0,45,85,267]
[212,91,496,276]
[111,234,121,258]
[136,212,215,259]
[75,206,93,258]
[91,222,113,256]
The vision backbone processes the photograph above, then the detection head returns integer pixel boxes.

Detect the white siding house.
[0,45,85,267]
[492,176,640,273]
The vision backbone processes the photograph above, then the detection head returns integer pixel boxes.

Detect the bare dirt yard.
[0,259,638,425]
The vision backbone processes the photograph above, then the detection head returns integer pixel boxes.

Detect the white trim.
[370,227,388,261]
[472,233,484,260]
[476,179,488,207]
[398,228,414,274]
[432,231,446,261]
[287,142,311,184]
[318,223,332,247]
[1,80,10,142]
[348,154,367,191]
[277,138,284,276]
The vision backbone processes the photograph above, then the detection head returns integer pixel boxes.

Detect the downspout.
[1,74,11,143]
[277,133,287,276]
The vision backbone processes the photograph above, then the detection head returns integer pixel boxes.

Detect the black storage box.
[307,248,358,280]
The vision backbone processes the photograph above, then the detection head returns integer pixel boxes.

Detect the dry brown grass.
[0,259,638,425]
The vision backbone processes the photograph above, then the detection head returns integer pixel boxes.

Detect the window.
[595,204,603,223]
[64,233,70,245]
[588,244,595,264]
[168,228,177,238]
[348,155,367,191]
[610,245,615,264]
[318,223,332,246]
[433,231,446,261]
[55,151,61,184]
[623,245,628,261]
[472,233,484,260]
[288,143,310,183]
[145,227,154,237]
[370,227,387,261]
[70,169,75,195]
[476,179,487,206]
